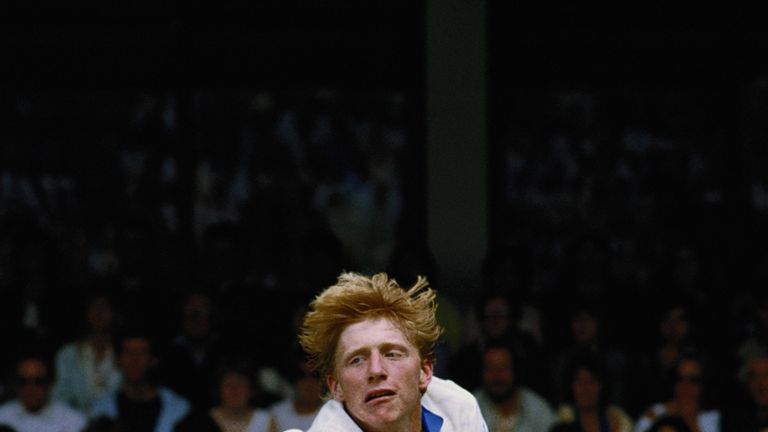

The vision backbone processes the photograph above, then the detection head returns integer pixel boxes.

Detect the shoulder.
[304,399,361,432]
[423,377,488,431]
[639,403,666,422]
[247,408,271,431]
[0,400,21,417]
[606,406,633,431]
[519,387,553,410]
[424,376,478,407]
[556,404,576,423]
[698,408,721,425]
[269,398,293,414]
[55,342,79,359]
[49,401,87,425]
[158,386,190,408]
[90,392,118,415]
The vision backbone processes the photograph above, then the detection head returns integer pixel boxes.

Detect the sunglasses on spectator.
[17,376,49,387]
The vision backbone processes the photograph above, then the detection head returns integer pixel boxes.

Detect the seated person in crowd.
[635,353,720,432]
[0,348,87,432]
[451,293,545,396]
[209,360,270,432]
[551,354,633,432]
[158,291,227,411]
[90,330,190,432]
[646,416,693,432]
[722,350,768,431]
[288,272,488,431]
[473,340,555,432]
[267,359,322,432]
[53,290,122,411]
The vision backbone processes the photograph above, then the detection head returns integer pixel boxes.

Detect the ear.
[419,359,434,394]
[327,375,344,401]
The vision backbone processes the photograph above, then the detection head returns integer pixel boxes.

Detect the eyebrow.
[340,342,411,364]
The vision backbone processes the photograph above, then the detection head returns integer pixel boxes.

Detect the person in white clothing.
[634,353,720,432]
[0,350,87,432]
[267,359,322,432]
[286,272,488,432]
[473,340,556,432]
[52,291,122,411]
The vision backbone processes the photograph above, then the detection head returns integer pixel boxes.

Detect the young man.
[287,272,488,432]
[473,341,556,432]
[0,350,87,432]
[90,331,190,432]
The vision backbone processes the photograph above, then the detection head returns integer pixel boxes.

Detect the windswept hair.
[299,272,443,380]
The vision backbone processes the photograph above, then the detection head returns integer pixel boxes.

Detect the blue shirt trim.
[422,406,444,432]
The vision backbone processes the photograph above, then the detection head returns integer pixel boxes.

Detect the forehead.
[18,359,47,376]
[749,357,768,374]
[484,347,513,365]
[336,317,413,354]
[677,359,701,374]
[122,338,150,353]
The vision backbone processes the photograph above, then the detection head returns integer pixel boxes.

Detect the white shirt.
[269,399,319,432]
[634,403,720,432]
[285,376,488,432]
[0,399,87,432]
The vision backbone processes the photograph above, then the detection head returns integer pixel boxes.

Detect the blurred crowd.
[1,78,768,432]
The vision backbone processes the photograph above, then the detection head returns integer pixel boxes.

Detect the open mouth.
[365,389,396,403]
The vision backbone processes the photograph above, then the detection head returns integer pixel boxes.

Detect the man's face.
[673,358,702,403]
[748,357,768,408]
[571,311,598,345]
[17,359,51,413]
[219,372,251,410]
[482,297,510,339]
[328,317,432,432]
[572,368,601,410]
[118,338,154,384]
[482,347,516,403]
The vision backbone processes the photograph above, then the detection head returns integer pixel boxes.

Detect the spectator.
[90,331,190,432]
[208,361,269,432]
[157,291,225,410]
[646,416,693,432]
[552,354,633,432]
[0,348,87,432]
[550,301,628,407]
[721,350,768,431]
[633,301,701,414]
[267,360,322,432]
[52,290,122,411]
[635,354,720,432]
[473,340,556,432]
[451,293,545,396]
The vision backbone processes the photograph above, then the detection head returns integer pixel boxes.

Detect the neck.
[294,399,322,414]
[88,334,111,356]
[496,390,520,416]
[23,401,48,414]
[579,408,600,432]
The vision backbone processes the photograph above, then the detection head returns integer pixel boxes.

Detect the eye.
[385,350,404,359]
[348,356,364,366]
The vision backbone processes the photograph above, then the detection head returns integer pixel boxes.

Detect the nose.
[367,352,387,381]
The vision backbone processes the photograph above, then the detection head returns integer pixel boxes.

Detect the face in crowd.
[17,358,52,413]
[672,358,702,404]
[572,367,601,411]
[118,337,155,384]
[482,346,516,403]
[747,356,768,408]
[219,371,252,410]
[328,317,433,432]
